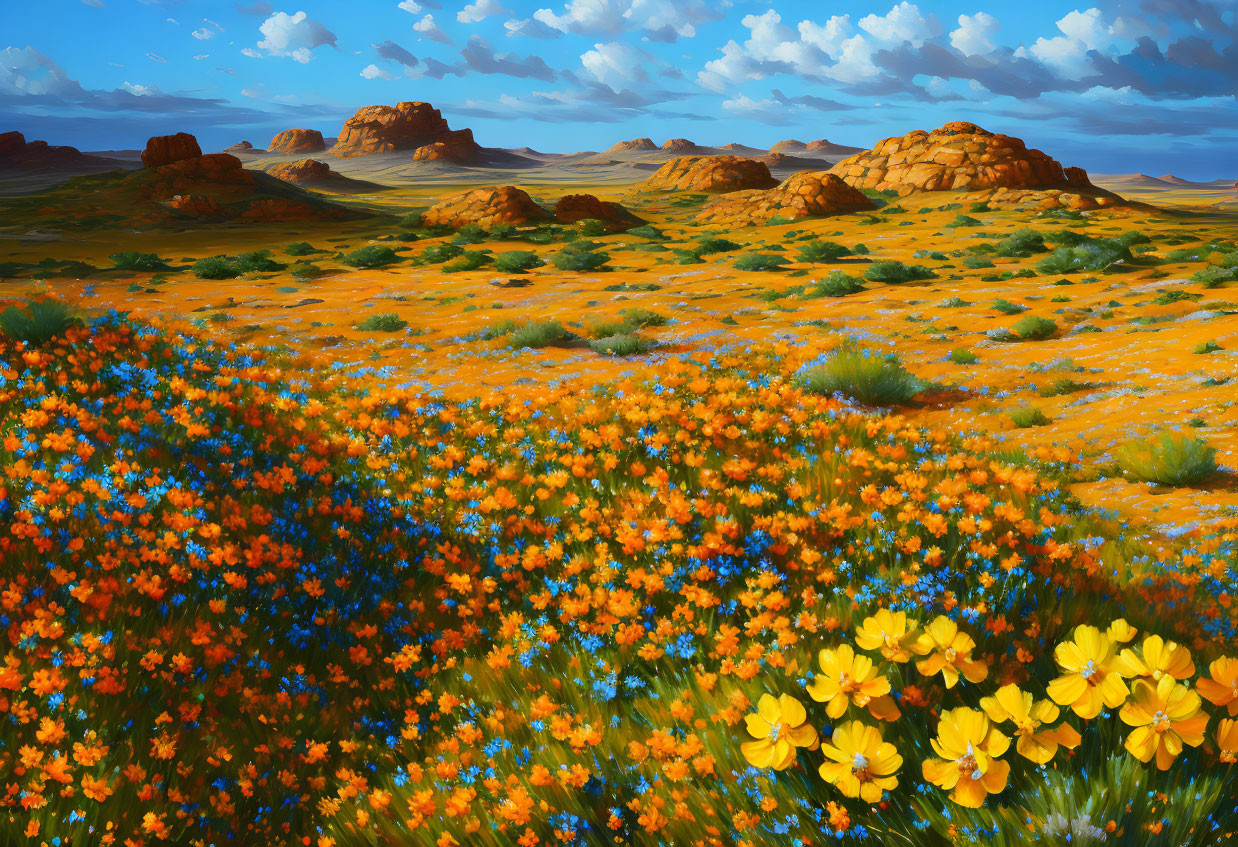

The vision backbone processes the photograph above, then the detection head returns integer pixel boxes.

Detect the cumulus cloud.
[858,1,939,46]
[580,41,670,89]
[949,12,998,56]
[191,27,215,40]
[121,81,161,96]
[1,46,86,96]
[360,63,395,80]
[257,10,338,63]
[533,0,722,42]
[503,17,561,39]
[412,14,451,45]
[458,0,509,24]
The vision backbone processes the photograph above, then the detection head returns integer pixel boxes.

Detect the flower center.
[1080,659,1097,680]
[1151,711,1170,732]
[769,723,782,743]
[851,751,871,780]
[956,754,979,779]
[944,647,957,663]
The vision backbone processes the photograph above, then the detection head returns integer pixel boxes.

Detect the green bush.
[354,313,407,332]
[733,253,791,272]
[233,250,286,273]
[417,244,464,265]
[1010,407,1051,428]
[625,225,665,240]
[110,252,169,271]
[479,320,517,340]
[508,320,568,349]
[948,348,978,365]
[442,251,493,273]
[795,240,851,264]
[696,237,742,255]
[618,308,668,330]
[863,261,935,284]
[285,242,321,257]
[452,223,489,244]
[493,251,545,274]
[1036,240,1132,274]
[192,256,240,280]
[589,333,656,356]
[670,249,703,265]
[994,229,1048,257]
[1194,340,1222,354]
[0,298,80,345]
[550,248,611,272]
[576,219,609,237]
[1193,266,1238,287]
[396,213,423,229]
[962,255,995,269]
[1039,377,1095,397]
[992,299,1027,315]
[944,214,981,228]
[289,262,328,280]
[1012,315,1058,340]
[344,246,402,269]
[1115,432,1217,486]
[800,345,923,406]
[800,271,864,298]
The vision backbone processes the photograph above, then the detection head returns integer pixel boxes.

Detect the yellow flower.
[1218,719,1237,764]
[1047,625,1129,719]
[979,683,1081,764]
[807,644,901,720]
[741,693,818,770]
[922,707,1011,808]
[1107,618,1137,643]
[1116,635,1195,681]
[910,616,988,689]
[854,609,916,663]
[1196,656,1238,717]
[818,720,902,803]
[1119,676,1209,770]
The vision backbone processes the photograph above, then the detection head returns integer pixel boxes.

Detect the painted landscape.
[2,2,1237,845]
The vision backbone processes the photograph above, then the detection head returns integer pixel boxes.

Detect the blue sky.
[3,0,1236,178]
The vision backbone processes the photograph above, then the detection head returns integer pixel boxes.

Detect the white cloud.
[397,0,421,12]
[857,1,939,46]
[193,53,209,60]
[146,52,166,63]
[580,41,653,88]
[361,63,395,79]
[950,11,998,55]
[798,15,852,56]
[257,10,338,63]
[122,81,161,96]
[0,46,83,96]
[1057,8,1116,51]
[503,17,561,38]
[413,14,452,44]
[192,28,215,40]
[458,0,509,24]
[241,47,262,58]
[533,0,721,41]
[720,93,789,124]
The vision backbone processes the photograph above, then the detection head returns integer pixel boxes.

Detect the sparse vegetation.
[733,253,790,272]
[343,246,402,269]
[354,313,407,332]
[550,247,611,272]
[493,251,545,274]
[794,240,851,264]
[800,345,923,406]
[863,261,935,284]
[192,256,241,280]
[285,242,322,257]
[1115,431,1217,486]
[110,252,170,271]
[799,271,865,298]
[0,297,79,345]
[1010,406,1051,428]
[1036,239,1133,274]
[1012,315,1058,340]
[948,348,978,365]
[441,250,493,273]
[589,333,656,356]
[508,319,568,349]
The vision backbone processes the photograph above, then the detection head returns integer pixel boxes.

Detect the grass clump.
[695,237,742,255]
[109,252,170,271]
[625,225,666,240]
[354,313,407,332]
[994,229,1048,257]
[550,247,610,272]
[794,240,851,264]
[733,253,790,272]
[800,344,923,406]
[1115,432,1217,486]
[1036,240,1132,274]
[417,244,464,265]
[493,251,544,274]
[962,255,995,269]
[1194,340,1222,354]
[1010,406,1051,428]
[800,271,865,298]
[285,242,322,257]
[0,297,80,345]
[508,320,568,349]
[1039,377,1095,397]
[1012,315,1058,340]
[233,250,286,273]
[1193,266,1238,288]
[192,256,241,280]
[948,348,978,365]
[441,251,493,273]
[992,299,1027,315]
[589,333,656,357]
[343,246,402,269]
[863,261,935,284]
[945,214,982,228]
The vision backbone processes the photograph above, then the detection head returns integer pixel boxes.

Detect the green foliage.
[948,348,978,365]
[343,246,402,269]
[508,320,568,349]
[799,271,865,298]
[1012,315,1058,340]
[1036,240,1133,274]
[576,219,609,237]
[1194,340,1222,354]
[968,201,991,212]
[289,262,328,280]
[695,237,742,255]
[994,228,1048,257]
[550,247,611,272]
[962,255,995,269]
[1009,406,1051,428]
[0,297,80,345]
[452,223,489,244]
[417,244,464,265]
[863,261,935,283]
[670,248,704,265]
[478,320,517,341]
[285,242,322,257]
[396,212,423,229]
[992,299,1027,315]
[1039,377,1095,397]
[1115,432,1217,486]
[109,252,169,271]
[733,253,790,272]
[441,251,493,273]
[233,250,286,273]
[354,313,407,332]
[1193,266,1238,288]
[625,225,665,240]
[589,333,656,356]
[192,256,240,280]
[939,296,970,307]
[800,344,923,406]
[492,251,545,274]
[945,214,981,228]
[794,240,851,264]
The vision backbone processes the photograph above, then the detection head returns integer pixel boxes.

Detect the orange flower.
[1197,657,1238,716]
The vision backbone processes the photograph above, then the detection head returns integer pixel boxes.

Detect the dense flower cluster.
[1,310,1235,845]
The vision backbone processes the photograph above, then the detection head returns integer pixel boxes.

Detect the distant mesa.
[639,155,779,194]
[0,130,106,171]
[769,139,807,154]
[266,158,335,184]
[759,152,795,168]
[607,138,657,152]
[554,193,644,232]
[718,143,763,153]
[697,171,877,227]
[224,141,258,154]
[806,139,864,156]
[330,101,474,159]
[269,129,326,155]
[420,185,549,229]
[661,138,697,153]
[141,132,202,168]
[829,121,1101,196]
[412,132,483,164]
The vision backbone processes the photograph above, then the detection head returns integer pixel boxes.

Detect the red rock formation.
[639,155,778,193]
[1063,166,1093,188]
[141,133,203,168]
[770,140,807,154]
[420,186,549,228]
[0,131,24,158]
[554,194,644,231]
[760,153,795,167]
[224,141,256,153]
[329,101,472,158]
[266,159,334,183]
[269,129,326,155]
[828,122,1089,196]
[167,194,224,217]
[607,138,656,152]
[0,130,99,171]
[696,171,876,226]
[661,138,696,152]
[412,130,483,164]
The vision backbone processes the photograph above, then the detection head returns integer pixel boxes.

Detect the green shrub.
[945,214,981,228]
[110,252,169,271]
[192,256,240,280]
[233,250,286,273]
[733,253,790,272]
[442,251,493,273]
[396,213,423,229]
[618,308,668,330]
[288,262,328,280]
[354,313,407,332]
[800,271,864,298]
[285,242,322,257]
[992,299,1027,315]
[493,251,544,274]
[795,240,851,264]
[1193,266,1238,287]
[452,223,489,244]
[1039,377,1095,397]
[1036,241,1132,274]
[670,249,703,265]
[479,320,517,340]
[696,237,742,255]
[1012,315,1058,340]
[994,228,1047,257]
[508,320,567,349]
[968,202,991,213]
[1115,432,1217,486]
[1194,340,1222,354]
[625,225,665,240]
[344,246,402,269]
[800,345,923,406]
[939,296,970,308]
[0,298,80,345]
[550,248,611,272]
[948,348,978,365]
[417,244,464,265]
[1010,406,1051,428]
[863,261,935,284]
[576,219,609,237]
[962,255,995,269]
[589,333,656,356]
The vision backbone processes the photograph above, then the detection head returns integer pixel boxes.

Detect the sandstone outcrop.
[329,101,472,158]
[420,186,549,229]
[696,171,876,227]
[224,141,256,153]
[141,132,202,168]
[269,129,326,155]
[554,193,644,231]
[639,155,778,194]
[828,121,1095,196]
[412,131,483,164]
[770,140,807,154]
[661,138,696,153]
[607,138,657,152]
[0,130,100,171]
[267,159,334,183]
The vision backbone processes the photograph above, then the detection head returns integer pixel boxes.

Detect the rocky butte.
[269,129,326,155]
[640,156,779,193]
[329,101,481,161]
